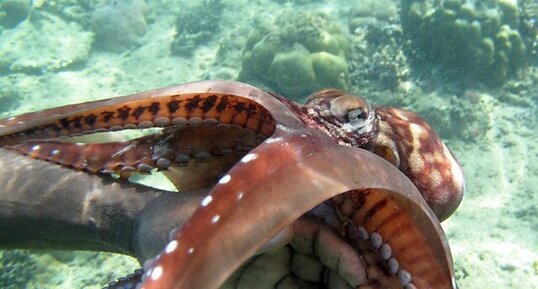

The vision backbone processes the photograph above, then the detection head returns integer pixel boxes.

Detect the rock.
[0,0,31,29]
[90,0,147,52]
[0,10,93,73]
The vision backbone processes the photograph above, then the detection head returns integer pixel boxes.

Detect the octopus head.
[304,89,377,147]
[304,90,464,221]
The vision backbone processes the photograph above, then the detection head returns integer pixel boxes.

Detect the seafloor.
[0,0,537,288]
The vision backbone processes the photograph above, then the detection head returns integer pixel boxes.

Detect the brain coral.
[238,12,350,102]
[401,0,528,86]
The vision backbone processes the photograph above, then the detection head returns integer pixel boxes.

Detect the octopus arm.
[0,147,210,265]
[6,125,265,191]
[0,81,281,146]
[139,129,457,289]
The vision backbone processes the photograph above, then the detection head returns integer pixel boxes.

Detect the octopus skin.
[0,81,464,289]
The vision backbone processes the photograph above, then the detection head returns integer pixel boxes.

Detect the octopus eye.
[306,89,375,136]
[328,95,373,134]
[342,106,372,133]
[347,108,366,121]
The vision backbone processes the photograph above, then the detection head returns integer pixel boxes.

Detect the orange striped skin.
[0,83,278,179]
[0,92,275,146]
[332,189,456,289]
[0,81,460,289]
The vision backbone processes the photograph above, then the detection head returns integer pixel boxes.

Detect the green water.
[0,0,537,288]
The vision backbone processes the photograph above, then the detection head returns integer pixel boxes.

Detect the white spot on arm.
[240,153,257,163]
[211,215,220,224]
[165,240,178,254]
[150,266,163,280]
[201,195,213,207]
[237,191,244,200]
[218,174,231,184]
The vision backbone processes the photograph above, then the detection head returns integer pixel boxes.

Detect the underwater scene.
[0,0,537,288]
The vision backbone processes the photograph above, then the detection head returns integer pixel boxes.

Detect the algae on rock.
[401,0,529,86]
[238,12,350,102]
[0,10,93,73]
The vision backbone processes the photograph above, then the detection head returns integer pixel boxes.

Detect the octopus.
[0,80,464,289]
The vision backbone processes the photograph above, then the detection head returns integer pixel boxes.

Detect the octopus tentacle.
[0,81,283,146]
[0,81,298,190]
[139,129,457,289]
[332,188,456,288]
[7,139,155,176]
[6,125,265,190]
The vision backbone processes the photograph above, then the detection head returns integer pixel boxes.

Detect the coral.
[30,0,98,25]
[271,0,322,4]
[520,0,538,62]
[351,0,398,22]
[348,17,409,92]
[0,9,93,73]
[0,250,37,289]
[90,0,148,52]
[171,0,223,56]
[238,12,350,102]
[401,0,529,86]
[268,47,318,97]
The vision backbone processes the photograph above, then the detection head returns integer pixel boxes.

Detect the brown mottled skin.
[371,108,464,221]
[0,81,463,289]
